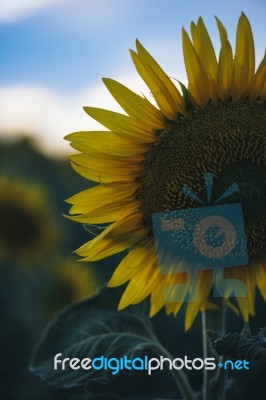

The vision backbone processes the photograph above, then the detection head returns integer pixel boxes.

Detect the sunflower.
[54,259,99,308]
[66,13,266,330]
[0,177,58,264]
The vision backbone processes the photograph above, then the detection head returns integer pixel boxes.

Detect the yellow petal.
[70,161,139,183]
[83,107,155,143]
[131,41,185,119]
[201,300,219,311]
[250,51,266,100]
[233,13,255,100]
[182,28,211,106]
[215,16,228,43]
[103,78,165,128]
[224,299,240,316]
[191,17,218,100]
[108,237,155,286]
[190,22,199,50]
[118,254,157,309]
[67,182,139,211]
[65,131,150,157]
[185,270,213,331]
[161,270,190,317]
[215,17,234,101]
[67,200,140,223]
[150,279,167,317]
[228,266,255,321]
[154,270,185,317]
[217,43,234,102]
[262,80,266,102]
[256,262,266,300]
[165,301,183,317]
[70,152,143,173]
[76,212,149,261]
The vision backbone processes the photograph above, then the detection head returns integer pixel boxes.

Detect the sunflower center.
[139,100,266,259]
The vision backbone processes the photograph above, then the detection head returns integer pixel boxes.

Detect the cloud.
[0,75,157,156]
[0,0,134,26]
[0,0,66,22]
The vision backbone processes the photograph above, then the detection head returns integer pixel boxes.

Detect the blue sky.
[0,0,265,154]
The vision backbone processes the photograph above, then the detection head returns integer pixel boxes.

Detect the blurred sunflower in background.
[66,13,266,330]
[0,177,58,264]
[0,140,107,400]
[52,258,99,310]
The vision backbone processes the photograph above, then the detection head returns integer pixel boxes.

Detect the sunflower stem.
[202,299,227,400]
[154,343,196,400]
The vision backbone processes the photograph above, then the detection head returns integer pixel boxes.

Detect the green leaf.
[207,326,266,360]
[68,392,181,400]
[29,287,158,389]
[69,393,122,400]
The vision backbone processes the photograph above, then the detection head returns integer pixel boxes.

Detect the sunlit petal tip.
[197,16,203,24]
[190,20,196,28]
[135,38,142,50]
[102,77,165,128]
[132,39,185,118]
[64,133,71,141]
[117,302,126,311]
[182,27,189,41]
[182,27,211,106]
[82,106,156,143]
[149,308,157,318]
[215,16,229,44]
[184,314,196,332]
[135,38,151,57]
[118,293,130,310]
[240,11,249,22]
[233,11,255,99]
[107,278,118,288]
